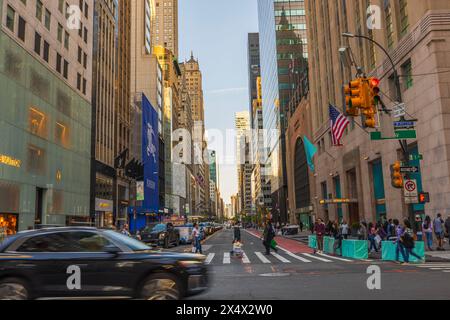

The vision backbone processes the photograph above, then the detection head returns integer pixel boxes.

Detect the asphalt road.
[169,228,450,300]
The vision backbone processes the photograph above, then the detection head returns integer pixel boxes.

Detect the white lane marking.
[416,264,450,268]
[443,270,450,273]
[317,253,353,262]
[302,253,332,263]
[430,267,450,270]
[271,252,291,263]
[205,253,215,265]
[223,252,231,264]
[277,248,312,263]
[255,252,271,264]
[242,252,251,264]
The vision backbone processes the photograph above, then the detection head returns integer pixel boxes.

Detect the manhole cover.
[259,273,290,277]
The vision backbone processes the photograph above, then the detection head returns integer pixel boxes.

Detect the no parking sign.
[404,179,419,204]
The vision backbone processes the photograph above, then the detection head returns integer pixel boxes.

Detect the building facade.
[248,32,260,128]
[306,0,450,225]
[153,0,178,58]
[257,0,309,224]
[91,0,118,228]
[235,111,252,216]
[0,0,93,232]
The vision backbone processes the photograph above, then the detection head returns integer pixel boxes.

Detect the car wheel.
[140,274,181,300]
[0,278,30,300]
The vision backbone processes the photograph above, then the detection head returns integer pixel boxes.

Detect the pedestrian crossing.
[204,250,353,266]
[414,263,450,274]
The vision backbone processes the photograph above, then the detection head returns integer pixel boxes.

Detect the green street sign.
[370,130,417,141]
[409,154,423,161]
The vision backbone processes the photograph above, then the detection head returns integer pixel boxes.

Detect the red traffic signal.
[418,192,430,204]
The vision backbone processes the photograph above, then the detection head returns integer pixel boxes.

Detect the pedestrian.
[340,220,349,240]
[332,221,343,256]
[394,219,406,263]
[413,215,423,242]
[233,224,241,243]
[300,221,304,233]
[314,218,326,254]
[262,221,276,255]
[358,222,368,241]
[121,224,131,237]
[377,221,387,241]
[368,223,379,253]
[434,213,445,251]
[192,223,203,254]
[445,215,450,248]
[422,215,434,251]
[399,219,424,264]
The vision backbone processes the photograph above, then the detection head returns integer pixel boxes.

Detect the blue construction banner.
[142,94,159,213]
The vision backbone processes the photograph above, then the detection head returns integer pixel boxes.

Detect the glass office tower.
[257,0,308,223]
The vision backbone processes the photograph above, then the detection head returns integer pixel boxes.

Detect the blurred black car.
[0,227,208,300]
[140,223,180,248]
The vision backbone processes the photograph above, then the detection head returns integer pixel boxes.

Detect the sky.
[179,0,259,204]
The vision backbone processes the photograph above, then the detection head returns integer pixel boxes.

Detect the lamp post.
[342,32,414,222]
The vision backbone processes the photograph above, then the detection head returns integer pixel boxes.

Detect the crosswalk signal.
[418,192,430,204]
[390,161,403,189]
[344,79,362,117]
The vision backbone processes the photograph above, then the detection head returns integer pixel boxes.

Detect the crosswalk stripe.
[317,253,353,262]
[416,264,450,268]
[302,253,332,262]
[223,252,231,264]
[278,248,312,263]
[271,252,291,263]
[242,252,251,264]
[205,253,215,265]
[430,267,450,270]
[255,252,271,264]
[443,270,450,273]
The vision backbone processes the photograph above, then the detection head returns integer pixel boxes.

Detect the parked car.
[0,227,209,300]
[140,223,180,248]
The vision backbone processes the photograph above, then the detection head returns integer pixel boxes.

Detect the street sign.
[392,103,406,118]
[409,154,423,161]
[400,166,420,173]
[393,121,415,129]
[404,180,417,194]
[371,130,417,141]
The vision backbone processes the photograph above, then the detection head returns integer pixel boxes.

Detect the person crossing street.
[262,221,277,255]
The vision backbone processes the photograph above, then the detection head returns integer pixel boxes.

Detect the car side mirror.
[104,245,121,255]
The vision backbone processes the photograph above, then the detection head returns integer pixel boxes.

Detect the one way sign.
[400,166,420,173]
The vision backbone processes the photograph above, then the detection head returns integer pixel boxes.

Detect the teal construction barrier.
[342,239,368,259]
[381,241,425,262]
[308,235,317,249]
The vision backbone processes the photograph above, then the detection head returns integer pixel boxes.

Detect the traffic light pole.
[343,33,414,222]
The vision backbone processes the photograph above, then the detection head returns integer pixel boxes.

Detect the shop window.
[0,213,18,240]
[29,107,47,138]
[55,121,70,148]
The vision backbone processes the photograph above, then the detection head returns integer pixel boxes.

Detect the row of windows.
[276,23,306,31]
[274,9,305,17]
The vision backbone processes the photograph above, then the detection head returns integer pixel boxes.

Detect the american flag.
[329,105,350,146]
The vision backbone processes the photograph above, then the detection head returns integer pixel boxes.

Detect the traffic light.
[418,192,430,204]
[390,161,403,189]
[368,77,381,105]
[344,79,362,116]
[358,79,376,128]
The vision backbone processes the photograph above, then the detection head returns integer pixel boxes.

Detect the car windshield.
[104,230,151,251]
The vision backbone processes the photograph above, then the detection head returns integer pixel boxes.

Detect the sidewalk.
[245,229,313,254]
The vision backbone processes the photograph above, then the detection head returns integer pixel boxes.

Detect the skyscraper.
[153,0,178,58]
[235,111,252,216]
[257,0,308,223]
[247,33,260,129]
[91,0,118,228]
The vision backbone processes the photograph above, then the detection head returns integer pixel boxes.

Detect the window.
[29,107,47,138]
[57,23,63,43]
[6,6,15,31]
[26,144,46,175]
[44,9,51,30]
[43,41,49,62]
[77,73,81,90]
[384,1,394,49]
[17,233,73,252]
[82,78,87,94]
[56,53,62,73]
[399,0,409,37]
[55,121,69,147]
[64,31,70,49]
[83,53,87,69]
[35,0,43,21]
[84,3,89,18]
[77,46,82,63]
[83,27,88,43]
[402,60,413,90]
[18,16,26,41]
[34,32,41,54]
[63,60,69,79]
[58,0,64,13]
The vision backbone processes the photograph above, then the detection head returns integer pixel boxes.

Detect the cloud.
[206,87,247,95]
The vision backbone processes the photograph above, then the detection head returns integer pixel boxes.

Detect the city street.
[168,229,450,300]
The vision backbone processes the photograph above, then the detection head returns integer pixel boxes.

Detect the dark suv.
[140,223,180,248]
[0,227,208,300]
